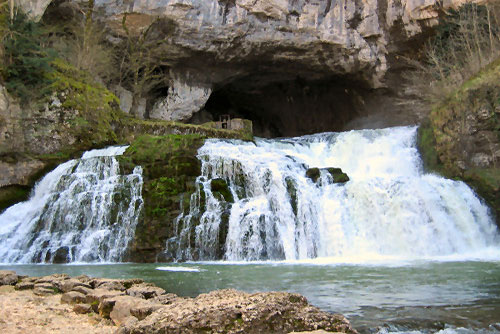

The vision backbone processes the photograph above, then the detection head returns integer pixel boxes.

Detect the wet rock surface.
[0,271,357,333]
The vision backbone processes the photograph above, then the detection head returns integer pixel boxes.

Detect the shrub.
[405,2,500,105]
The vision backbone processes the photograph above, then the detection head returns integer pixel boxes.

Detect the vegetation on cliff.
[415,3,500,224]
[118,134,206,262]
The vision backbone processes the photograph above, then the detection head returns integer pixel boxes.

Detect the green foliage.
[1,9,56,104]
[47,58,120,146]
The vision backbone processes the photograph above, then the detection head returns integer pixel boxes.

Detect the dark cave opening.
[198,75,372,138]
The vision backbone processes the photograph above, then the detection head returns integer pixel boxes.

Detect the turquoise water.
[2,261,500,333]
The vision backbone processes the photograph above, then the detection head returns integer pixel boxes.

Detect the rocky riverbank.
[0,270,357,334]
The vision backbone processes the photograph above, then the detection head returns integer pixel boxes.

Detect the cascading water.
[0,146,143,263]
[168,126,499,262]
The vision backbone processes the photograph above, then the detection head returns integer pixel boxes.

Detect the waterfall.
[0,146,143,263]
[168,126,499,262]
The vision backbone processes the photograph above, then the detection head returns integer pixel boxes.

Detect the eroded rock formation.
[16,0,478,136]
[89,0,479,135]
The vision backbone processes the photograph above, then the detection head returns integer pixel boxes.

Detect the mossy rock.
[285,177,298,216]
[419,57,500,226]
[45,59,121,150]
[121,134,207,262]
[463,168,500,224]
[210,178,234,203]
[0,185,31,212]
[305,168,320,183]
[327,167,350,183]
[306,167,349,184]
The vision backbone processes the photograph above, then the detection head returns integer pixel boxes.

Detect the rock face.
[18,0,477,136]
[419,59,500,226]
[150,72,212,122]
[82,0,474,135]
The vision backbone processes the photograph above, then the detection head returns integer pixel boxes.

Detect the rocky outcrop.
[419,59,500,226]
[117,289,357,334]
[16,0,479,136]
[118,134,207,262]
[0,272,357,334]
[0,63,252,212]
[150,72,212,122]
[83,0,478,133]
[306,167,350,184]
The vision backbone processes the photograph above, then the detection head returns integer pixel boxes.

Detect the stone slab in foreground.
[1,271,357,334]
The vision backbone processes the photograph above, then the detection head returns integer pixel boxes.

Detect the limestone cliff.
[17,0,478,136]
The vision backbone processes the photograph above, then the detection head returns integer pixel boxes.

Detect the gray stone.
[71,286,94,295]
[85,288,126,306]
[33,287,59,296]
[130,303,164,320]
[73,303,93,314]
[126,284,166,299]
[92,279,126,291]
[14,282,34,290]
[34,282,61,293]
[114,85,134,114]
[99,295,151,326]
[151,293,182,305]
[116,289,356,334]
[150,76,212,122]
[0,270,18,286]
[57,279,92,293]
[16,0,53,21]
[61,291,87,304]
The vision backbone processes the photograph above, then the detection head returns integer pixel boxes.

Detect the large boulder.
[0,270,18,285]
[116,289,357,334]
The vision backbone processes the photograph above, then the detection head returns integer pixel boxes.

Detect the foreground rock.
[0,272,357,334]
[0,270,18,285]
[117,289,356,334]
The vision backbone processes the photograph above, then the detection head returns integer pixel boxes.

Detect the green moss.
[305,168,320,183]
[417,119,445,175]
[0,185,31,212]
[116,117,253,143]
[422,56,500,225]
[210,178,234,203]
[45,59,120,148]
[285,177,298,216]
[463,168,500,218]
[122,134,206,261]
[327,167,350,183]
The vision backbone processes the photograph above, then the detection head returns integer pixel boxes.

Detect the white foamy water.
[156,266,202,272]
[0,146,143,263]
[168,126,500,262]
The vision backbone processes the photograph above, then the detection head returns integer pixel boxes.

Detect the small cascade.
[0,146,143,263]
[167,126,499,262]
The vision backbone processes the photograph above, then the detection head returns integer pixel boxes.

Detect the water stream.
[0,146,143,263]
[0,126,499,333]
[169,126,499,262]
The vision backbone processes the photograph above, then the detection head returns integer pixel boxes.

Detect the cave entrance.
[197,75,370,138]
